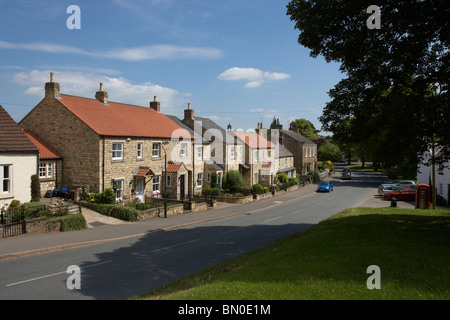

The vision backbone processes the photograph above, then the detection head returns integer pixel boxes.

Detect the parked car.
[383,187,416,201]
[377,184,400,196]
[341,168,351,180]
[395,180,416,188]
[317,181,334,192]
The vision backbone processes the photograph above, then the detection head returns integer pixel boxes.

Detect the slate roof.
[57,94,192,139]
[166,115,209,144]
[191,116,240,145]
[0,105,38,153]
[22,129,61,159]
[281,130,316,145]
[277,144,293,158]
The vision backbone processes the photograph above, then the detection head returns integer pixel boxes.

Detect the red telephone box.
[415,184,430,209]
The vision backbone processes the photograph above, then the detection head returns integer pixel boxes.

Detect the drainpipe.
[102,136,105,192]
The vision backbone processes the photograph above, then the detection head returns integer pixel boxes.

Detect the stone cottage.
[19,73,194,202]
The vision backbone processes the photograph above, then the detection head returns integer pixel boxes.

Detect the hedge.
[92,203,140,221]
[47,213,88,232]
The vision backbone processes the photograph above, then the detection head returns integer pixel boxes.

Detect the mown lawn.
[133,207,450,300]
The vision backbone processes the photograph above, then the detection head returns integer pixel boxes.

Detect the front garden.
[0,199,87,234]
[79,186,179,221]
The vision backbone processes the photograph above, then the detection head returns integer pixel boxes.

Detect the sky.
[0,0,344,135]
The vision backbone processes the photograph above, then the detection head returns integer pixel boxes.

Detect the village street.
[0,166,413,300]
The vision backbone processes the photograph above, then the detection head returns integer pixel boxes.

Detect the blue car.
[317,181,334,192]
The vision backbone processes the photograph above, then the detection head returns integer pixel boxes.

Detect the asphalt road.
[0,166,389,300]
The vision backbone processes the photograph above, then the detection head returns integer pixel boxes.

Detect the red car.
[383,187,416,201]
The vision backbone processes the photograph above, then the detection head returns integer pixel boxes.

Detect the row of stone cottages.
[1,73,318,206]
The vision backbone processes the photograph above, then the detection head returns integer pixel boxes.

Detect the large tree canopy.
[287,0,450,167]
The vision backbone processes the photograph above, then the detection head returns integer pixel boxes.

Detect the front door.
[136,178,144,203]
[180,174,185,200]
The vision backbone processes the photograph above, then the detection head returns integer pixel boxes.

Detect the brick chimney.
[95,83,108,104]
[45,72,60,99]
[184,103,194,121]
[150,96,160,112]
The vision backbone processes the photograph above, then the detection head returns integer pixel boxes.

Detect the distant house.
[22,129,63,197]
[19,73,194,202]
[0,105,39,207]
[417,149,450,205]
[233,131,275,187]
[276,144,296,179]
[169,104,245,190]
[270,119,317,175]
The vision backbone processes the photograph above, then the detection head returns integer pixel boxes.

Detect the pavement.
[0,172,416,261]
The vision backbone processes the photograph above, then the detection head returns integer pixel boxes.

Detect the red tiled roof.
[22,129,61,159]
[57,94,193,139]
[165,162,183,173]
[261,162,272,169]
[0,105,38,153]
[234,131,273,149]
[134,167,154,177]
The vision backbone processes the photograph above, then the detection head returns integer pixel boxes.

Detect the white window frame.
[1,165,12,194]
[197,173,203,188]
[137,142,143,159]
[230,146,236,160]
[207,173,211,183]
[166,175,171,188]
[152,143,160,158]
[153,175,161,192]
[196,146,202,160]
[180,143,188,158]
[113,179,124,201]
[239,146,244,162]
[112,142,123,160]
[39,161,53,179]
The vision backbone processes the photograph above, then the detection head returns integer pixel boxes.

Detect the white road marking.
[263,216,283,223]
[6,260,112,287]
[149,239,201,253]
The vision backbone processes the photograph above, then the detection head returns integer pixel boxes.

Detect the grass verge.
[133,207,450,300]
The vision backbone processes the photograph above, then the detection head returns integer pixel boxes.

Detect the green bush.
[240,186,251,196]
[211,187,220,196]
[277,173,288,184]
[210,173,218,188]
[202,187,212,195]
[9,200,21,207]
[57,213,88,231]
[223,170,243,193]
[31,174,41,202]
[96,188,116,204]
[288,177,299,186]
[251,183,264,195]
[91,203,139,221]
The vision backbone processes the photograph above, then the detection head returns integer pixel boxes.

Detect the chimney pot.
[95,84,108,104]
[184,103,194,121]
[45,72,60,98]
[150,96,160,112]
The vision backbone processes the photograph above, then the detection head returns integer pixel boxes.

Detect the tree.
[223,170,243,193]
[30,174,41,202]
[318,143,343,163]
[290,118,319,141]
[287,0,450,166]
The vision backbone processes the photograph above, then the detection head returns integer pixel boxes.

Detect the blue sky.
[0,0,343,134]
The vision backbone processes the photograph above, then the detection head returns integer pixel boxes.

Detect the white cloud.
[12,70,190,113]
[0,40,223,61]
[218,67,290,88]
